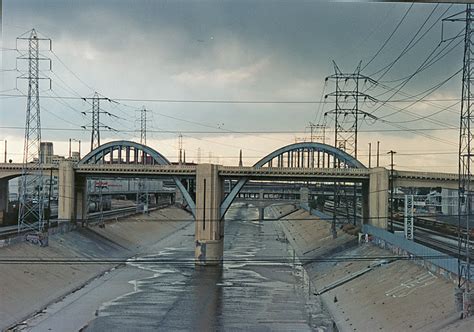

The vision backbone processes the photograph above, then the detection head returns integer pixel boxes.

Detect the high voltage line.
[0,93,463,104]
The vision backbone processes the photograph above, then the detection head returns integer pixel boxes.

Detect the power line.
[0,126,460,134]
[0,92,464,104]
[361,2,414,72]
[370,4,450,81]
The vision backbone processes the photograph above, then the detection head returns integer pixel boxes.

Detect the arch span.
[78,140,170,166]
[220,142,366,217]
[78,140,196,216]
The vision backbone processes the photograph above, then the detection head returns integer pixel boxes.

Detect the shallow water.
[84,204,333,331]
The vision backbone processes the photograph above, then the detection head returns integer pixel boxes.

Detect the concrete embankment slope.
[271,206,473,331]
[0,207,192,330]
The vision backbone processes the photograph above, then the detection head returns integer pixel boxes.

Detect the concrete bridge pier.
[0,179,9,214]
[258,206,265,222]
[195,164,224,265]
[361,181,369,225]
[367,168,389,229]
[299,187,309,206]
[75,176,88,223]
[58,161,75,221]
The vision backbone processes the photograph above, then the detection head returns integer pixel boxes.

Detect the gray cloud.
[0,1,466,168]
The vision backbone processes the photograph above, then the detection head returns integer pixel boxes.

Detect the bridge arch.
[78,140,196,216]
[220,142,366,217]
[253,142,365,169]
[78,140,170,166]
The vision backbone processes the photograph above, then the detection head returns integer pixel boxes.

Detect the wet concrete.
[83,203,334,331]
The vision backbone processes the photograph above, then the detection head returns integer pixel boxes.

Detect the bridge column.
[368,168,389,229]
[258,206,265,222]
[195,164,224,265]
[300,187,309,206]
[361,181,369,225]
[75,176,88,222]
[0,179,9,214]
[58,161,75,221]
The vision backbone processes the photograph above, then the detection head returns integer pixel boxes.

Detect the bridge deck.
[0,163,461,186]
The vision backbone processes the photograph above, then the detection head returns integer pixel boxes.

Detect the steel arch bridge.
[78,141,365,219]
[78,140,196,215]
[220,142,366,217]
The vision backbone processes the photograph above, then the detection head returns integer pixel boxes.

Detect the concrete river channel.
[14,203,335,331]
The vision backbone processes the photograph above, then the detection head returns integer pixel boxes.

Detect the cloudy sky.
[0,0,468,171]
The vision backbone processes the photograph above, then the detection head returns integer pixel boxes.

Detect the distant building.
[40,142,54,164]
[51,155,65,166]
[68,151,81,163]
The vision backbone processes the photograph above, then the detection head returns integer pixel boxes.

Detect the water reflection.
[189,265,223,331]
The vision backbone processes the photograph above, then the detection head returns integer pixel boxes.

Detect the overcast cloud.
[0,1,467,171]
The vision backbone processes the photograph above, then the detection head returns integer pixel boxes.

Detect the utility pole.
[387,150,396,233]
[368,142,372,168]
[377,141,380,167]
[4,140,7,163]
[178,133,183,164]
[16,29,51,235]
[68,138,72,158]
[444,5,474,317]
[81,92,114,151]
[324,61,377,160]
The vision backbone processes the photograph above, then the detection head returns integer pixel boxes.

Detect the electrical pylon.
[444,4,474,318]
[324,61,377,160]
[140,106,147,146]
[136,107,149,213]
[82,92,113,151]
[306,122,326,143]
[16,29,51,236]
[324,62,377,230]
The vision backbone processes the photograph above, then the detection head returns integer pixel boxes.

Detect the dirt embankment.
[0,207,192,330]
[270,205,473,332]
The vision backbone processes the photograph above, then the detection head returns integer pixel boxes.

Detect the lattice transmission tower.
[324,61,377,160]
[16,29,51,234]
[82,93,113,223]
[82,92,113,151]
[306,122,326,143]
[444,4,474,317]
[136,107,149,213]
[324,62,377,232]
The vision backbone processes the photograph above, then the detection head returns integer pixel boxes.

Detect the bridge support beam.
[368,168,389,229]
[0,179,9,214]
[195,164,224,265]
[58,161,75,221]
